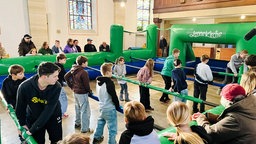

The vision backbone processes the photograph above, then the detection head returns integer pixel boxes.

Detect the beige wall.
[0,0,30,57]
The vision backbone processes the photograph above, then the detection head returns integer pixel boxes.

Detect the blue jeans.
[94,109,117,144]
[59,87,68,115]
[74,93,91,132]
[175,89,188,103]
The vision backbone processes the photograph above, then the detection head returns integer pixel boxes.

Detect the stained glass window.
[68,0,92,30]
[137,0,150,31]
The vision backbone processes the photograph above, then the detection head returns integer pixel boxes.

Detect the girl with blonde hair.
[240,71,256,94]
[137,59,154,111]
[164,102,212,144]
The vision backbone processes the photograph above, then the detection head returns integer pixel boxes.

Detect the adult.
[84,38,97,52]
[16,62,62,144]
[18,34,36,56]
[73,39,81,52]
[52,40,63,54]
[38,42,53,55]
[159,35,168,57]
[195,84,256,144]
[160,48,180,103]
[64,38,77,53]
[99,42,110,52]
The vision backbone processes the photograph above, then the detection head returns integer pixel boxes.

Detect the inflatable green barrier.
[169,23,256,65]
[0,24,157,75]
[158,105,225,144]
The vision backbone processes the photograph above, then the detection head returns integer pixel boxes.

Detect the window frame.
[137,0,151,32]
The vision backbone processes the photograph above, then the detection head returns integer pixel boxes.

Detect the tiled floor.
[0,74,221,144]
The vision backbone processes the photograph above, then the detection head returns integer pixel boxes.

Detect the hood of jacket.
[126,116,154,136]
[96,76,112,86]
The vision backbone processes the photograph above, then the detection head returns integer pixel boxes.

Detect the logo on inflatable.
[189,30,223,38]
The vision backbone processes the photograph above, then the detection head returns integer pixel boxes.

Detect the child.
[160,49,180,103]
[1,64,26,108]
[171,59,188,103]
[64,56,93,133]
[137,59,154,111]
[193,54,213,113]
[113,56,130,101]
[93,63,120,144]
[58,133,90,144]
[119,101,160,144]
[55,53,68,117]
[164,102,212,144]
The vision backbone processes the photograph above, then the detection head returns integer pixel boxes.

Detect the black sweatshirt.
[15,75,61,134]
[1,75,26,108]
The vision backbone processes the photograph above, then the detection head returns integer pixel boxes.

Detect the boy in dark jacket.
[1,64,26,108]
[16,62,62,144]
[93,63,120,144]
[171,59,188,103]
[55,53,68,117]
[119,101,160,144]
[64,56,93,133]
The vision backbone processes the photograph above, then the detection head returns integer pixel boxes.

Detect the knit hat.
[87,38,93,41]
[220,84,246,101]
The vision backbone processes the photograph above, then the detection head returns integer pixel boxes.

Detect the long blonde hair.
[240,71,256,94]
[166,102,205,144]
[145,59,154,77]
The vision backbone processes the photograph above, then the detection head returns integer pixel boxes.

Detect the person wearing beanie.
[193,84,256,144]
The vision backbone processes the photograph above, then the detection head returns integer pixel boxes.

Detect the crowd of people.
[1,32,256,143]
[15,34,111,57]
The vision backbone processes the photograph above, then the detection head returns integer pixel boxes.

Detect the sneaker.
[119,98,124,101]
[75,124,81,129]
[146,107,154,112]
[93,136,104,144]
[81,128,94,134]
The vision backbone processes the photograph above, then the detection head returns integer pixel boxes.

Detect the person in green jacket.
[160,48,180,103]
[38,41,53,55]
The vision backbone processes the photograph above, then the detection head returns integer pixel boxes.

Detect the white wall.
[46,0,114,51]
[0,0,30,57]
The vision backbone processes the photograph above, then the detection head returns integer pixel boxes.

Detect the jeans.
[94,109,117,144]
[174,89,188,103]
[74,93,91,132]
[59,87,68,115]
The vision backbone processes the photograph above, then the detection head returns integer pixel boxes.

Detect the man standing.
[159,35,168,57]
[84,38,97,52]
[16,62,62,144]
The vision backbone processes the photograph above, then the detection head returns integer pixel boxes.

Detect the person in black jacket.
[159,35,168,57]
[84,38,97,52]
[55,53,68,118]
[16,62,62,144]
[1,65,26,108]
[119,101,160,144]
[99,42,110,52]
[18,34,36,56]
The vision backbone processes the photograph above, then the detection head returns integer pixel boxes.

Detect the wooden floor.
[0,73,221,144]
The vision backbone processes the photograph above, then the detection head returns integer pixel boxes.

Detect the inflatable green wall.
[170,23,256,65]
[0,24,157,75]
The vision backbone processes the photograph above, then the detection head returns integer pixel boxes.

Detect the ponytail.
[175,128,205,144]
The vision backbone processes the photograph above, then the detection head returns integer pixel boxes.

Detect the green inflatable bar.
[0,24,157,76]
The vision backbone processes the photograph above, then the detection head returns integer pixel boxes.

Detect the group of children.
[2,46,250,144]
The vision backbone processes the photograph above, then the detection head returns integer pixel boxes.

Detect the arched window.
[68,0,97,33]
[137,0,151,31]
